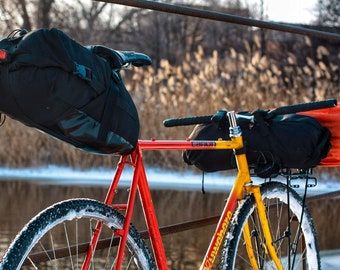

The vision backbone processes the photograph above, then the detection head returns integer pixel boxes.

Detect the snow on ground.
[0,165,236,191]
[0,165,340,196]
[321,250,340,270]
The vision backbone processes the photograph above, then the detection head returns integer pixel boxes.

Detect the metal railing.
[95,0,340,40]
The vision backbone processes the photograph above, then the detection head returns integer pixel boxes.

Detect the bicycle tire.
[0,199,156,269]
[220,181,320,270]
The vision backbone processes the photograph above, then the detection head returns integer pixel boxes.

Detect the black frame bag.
[183,111,331,177]
[0,28,140,155]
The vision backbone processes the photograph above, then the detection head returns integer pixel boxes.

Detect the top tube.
[138,138,241,151]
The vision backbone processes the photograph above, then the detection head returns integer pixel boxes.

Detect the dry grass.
[0,119,117,169]
[0,41,338,170]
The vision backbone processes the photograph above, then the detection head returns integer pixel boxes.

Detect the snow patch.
[0,165,340,194]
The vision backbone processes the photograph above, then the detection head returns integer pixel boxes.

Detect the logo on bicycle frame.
[190,141,216,148]
[204,210,233,268]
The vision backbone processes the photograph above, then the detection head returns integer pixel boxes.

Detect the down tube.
[136,154,169,270]
[200,191,238,269]
[200,153,251,270]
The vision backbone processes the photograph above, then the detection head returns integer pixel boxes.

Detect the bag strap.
[252,109,270,136]
[72,62,107,94]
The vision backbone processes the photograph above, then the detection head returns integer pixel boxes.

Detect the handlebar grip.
[163,115,212,127]
[268,99,337,117]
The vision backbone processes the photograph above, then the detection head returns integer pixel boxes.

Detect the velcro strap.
[73,63,93,81]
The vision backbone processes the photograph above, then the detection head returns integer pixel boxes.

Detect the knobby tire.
[221,181,320,270]
[0,199,156,269]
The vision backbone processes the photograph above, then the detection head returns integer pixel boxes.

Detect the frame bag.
[0,28,139,155]
[183,111,331,177]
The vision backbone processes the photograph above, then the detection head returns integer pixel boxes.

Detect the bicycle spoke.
[1,199,155,269]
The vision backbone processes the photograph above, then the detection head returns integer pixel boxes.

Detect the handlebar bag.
[183,112,331,177]
[0,28,139,155]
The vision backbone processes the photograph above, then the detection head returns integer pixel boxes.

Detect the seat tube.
[136,153,169,270]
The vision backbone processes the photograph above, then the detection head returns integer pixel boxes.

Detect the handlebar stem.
[228,111,242,138]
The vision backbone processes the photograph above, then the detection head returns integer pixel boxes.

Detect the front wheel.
[0,199,156,269]
[221,181,320,270]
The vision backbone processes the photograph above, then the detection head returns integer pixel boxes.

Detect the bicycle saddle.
[88,45,152,69]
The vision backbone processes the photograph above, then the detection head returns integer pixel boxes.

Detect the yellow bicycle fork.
[243,185,284,270]
[235,150,284,269]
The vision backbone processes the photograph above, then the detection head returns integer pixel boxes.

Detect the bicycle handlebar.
[267,99,337,117]
[163,115,212,127]
[163,99,337,127]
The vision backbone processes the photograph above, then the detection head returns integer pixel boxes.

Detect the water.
[0,178,339,268]
[0,180,228,268]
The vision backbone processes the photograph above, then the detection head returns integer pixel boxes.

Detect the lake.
[0,178,339,269]
[0,179,228,268]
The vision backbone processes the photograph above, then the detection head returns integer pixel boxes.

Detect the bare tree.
[317,0,340,27]
[0,0,253,67]
[0,0,56,34]
[37,0,54,28]
[110,0,253,66]
[0,0,32,34]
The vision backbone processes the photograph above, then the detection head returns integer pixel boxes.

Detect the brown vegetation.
[0,38,338,171]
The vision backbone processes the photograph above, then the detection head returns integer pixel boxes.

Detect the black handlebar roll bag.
[0,28,139,155]
[183,111,331,178]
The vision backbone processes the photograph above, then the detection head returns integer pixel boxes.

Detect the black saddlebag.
[0,28,140,155]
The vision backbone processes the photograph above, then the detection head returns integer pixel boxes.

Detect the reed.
[0,42,338,170]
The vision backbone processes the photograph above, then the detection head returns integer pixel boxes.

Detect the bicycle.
[0,52,336,270]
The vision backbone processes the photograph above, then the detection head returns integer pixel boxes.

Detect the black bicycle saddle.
[88,45,152,69]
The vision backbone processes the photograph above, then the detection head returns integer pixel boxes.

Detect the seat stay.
[114,152,142,270]
[82,155,129,270]
[104,155,129,205]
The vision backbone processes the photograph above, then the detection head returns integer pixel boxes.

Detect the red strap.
[300,105,340,167]
[0,49,7,61]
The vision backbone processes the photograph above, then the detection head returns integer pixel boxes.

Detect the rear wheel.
[0,199,156,269]
[221,181,320,269]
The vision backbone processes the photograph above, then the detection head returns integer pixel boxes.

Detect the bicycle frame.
[82,116,284,270]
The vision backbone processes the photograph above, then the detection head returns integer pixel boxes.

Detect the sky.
[248,0,318,24]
